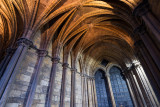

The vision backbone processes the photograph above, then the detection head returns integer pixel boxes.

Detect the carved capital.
[17,38,33,47]
[51,57,60,63]
[133,1,149,16]
[62,63,69,68]
[37,49,48,57]
[131,63,139,70]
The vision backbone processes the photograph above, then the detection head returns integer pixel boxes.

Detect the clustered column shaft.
[46,57,60,107]
[0,38,33,107]
[25,49,48,107]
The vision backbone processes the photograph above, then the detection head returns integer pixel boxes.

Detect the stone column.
[59,63,69,107]
[124,74,138,107]
[135,41,160,89]
[133,0,160,42]
[86,78,90,107]
[0,38,33,107]
[0,48,15,79]
[84,76,89,107]
[135,65,160,106]
[92,79,98,107]
[105,74,116,107]
[130,69,147,106]
[131,65,151,106]
[46,57,60,107]
[136,50,160,102]
[126,70,144,107]
[25,49,48,107]
[90,78,95,107]
[81,75,85,107]
[70,68,76,107]
[82,75,88,107]
[134,26,160,71]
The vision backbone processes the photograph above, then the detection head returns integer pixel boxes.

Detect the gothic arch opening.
[95,69,112,107]
[109,66,133,107]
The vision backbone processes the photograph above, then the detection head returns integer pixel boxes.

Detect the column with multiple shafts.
[25,49,48,107]
[0,38,33,107]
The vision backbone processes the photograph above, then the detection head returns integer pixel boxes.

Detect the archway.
[109,66,133,107]
[95,69,112,107]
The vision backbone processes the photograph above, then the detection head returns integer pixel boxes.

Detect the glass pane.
[95,70,112,107]
[109,66,134,107]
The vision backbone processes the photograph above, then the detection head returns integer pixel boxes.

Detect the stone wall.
[6,48,38,107]
[75,73,82,107]
[51,63,62,107]
[32,57,52,107]
[64,68,71,107]
[4,33,89,107]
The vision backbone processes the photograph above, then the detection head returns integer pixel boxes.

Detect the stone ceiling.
[0,0,159,72]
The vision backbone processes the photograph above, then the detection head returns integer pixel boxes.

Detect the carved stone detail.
[37,49,48,57]
[62,63,69,68]
[51,57,60,63]
[17,38,33,47]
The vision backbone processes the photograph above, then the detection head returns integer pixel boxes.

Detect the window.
[109,66,134,107]
[95,69,112,107]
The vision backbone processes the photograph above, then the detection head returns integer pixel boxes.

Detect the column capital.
[37,49,48,57]
[62,63,69,68]
[17,37,33,47]
[51,57,60,63]
[133,0,150,16]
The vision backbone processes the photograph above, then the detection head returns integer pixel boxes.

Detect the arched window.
[109,66,133,107]
[95,69,112,107]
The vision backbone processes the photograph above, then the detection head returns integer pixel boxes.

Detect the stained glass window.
[109,66,134,107]
[95,69,112,107]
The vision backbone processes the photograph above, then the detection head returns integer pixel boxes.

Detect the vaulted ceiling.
[0,0,159,71]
